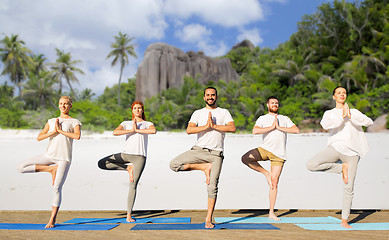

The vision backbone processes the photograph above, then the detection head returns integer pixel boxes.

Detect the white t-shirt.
[320,108,373,157]
[255,114,295,160]
[45,118,82,162]
[189,107,234,151]
[121,120,154,157]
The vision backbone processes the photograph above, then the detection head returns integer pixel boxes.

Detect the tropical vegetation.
[0,0,388,131]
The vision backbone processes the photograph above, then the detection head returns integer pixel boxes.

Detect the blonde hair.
[59,96,73,104]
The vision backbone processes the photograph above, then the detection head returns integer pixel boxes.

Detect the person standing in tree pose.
[241,96,299,221]
[98,101,156,222]
[307,86,373,228]
[169,87,236,228]
[17,96,82,228]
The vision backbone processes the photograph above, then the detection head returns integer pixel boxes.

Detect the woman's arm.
[349,109,374,127]
[113,124,134,136]
[135,124,157,134]
[37,122,58,141]
[320,110,344,130]
[57,124,81,140]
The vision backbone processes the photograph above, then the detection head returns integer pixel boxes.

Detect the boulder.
[232,39,255,50]
[368,114,388,132]
[135,42,240,101]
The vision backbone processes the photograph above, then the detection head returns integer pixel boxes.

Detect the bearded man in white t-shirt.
[170,87,236,228]
[241,96,299,221]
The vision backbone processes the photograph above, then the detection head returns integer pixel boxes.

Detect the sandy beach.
[1,130,389,239]
[0,130,388,211]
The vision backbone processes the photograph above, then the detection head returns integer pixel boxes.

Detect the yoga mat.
[63,217,191,224]
[130,223,280,230]
[215,216,341,224]
[295,223,389,231]
[0,223,118,231]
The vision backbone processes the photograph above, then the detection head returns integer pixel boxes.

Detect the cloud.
[0,0,270,94]
[164,0,264,27]
[237,28,263,46]
[175,24,227,57]
[175,24,212,43]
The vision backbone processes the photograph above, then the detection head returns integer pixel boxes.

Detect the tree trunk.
[117,66,124,107]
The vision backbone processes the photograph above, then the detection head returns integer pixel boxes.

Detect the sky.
[0,0,331,96]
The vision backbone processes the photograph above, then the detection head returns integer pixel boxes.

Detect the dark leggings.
[98,153,146,214]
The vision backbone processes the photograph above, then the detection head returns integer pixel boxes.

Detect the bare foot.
[45,219,55,228]
[340,219,352,228]
[205,219,215,228]
[126,214,136,222]
[203,163,212,185]
[49,165,58,186]
[269,212,280,221]
[126,164,134,183]
[342,163,349,184]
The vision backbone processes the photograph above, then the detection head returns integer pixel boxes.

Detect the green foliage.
[0,0,388,131]
[97,78,136,110]
[71,100,125,131]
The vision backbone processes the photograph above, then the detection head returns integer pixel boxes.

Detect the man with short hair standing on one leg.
[170,87,236,228]
[241,96,299,221]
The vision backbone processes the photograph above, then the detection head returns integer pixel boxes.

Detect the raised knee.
[306,160,316,171]
[241,155,250,165]
[169,161,180,172]
[16,165,24,173]
[97,159,107,170]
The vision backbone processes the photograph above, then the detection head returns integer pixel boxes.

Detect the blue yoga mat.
[295,223,389,231]
[63,217,191,224]
[0,223,118,231]
[130,223,280,230]
[215,216,341,224]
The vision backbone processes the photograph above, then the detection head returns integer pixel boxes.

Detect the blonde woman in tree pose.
[17,96,81,228]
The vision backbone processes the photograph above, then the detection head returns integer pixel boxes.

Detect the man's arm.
[276,124,300,134]
[275,116,299,134]
[186,122,209,134]
[212,121,236,133]
[253,116,276,135]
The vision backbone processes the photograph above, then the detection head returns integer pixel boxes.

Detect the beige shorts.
[256,147,285,166]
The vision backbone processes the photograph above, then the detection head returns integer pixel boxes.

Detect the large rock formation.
[368,114,388,132]
[135,42,240,101]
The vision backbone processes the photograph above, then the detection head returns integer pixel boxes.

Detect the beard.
[269,107,278,114]
[205,99,216,107]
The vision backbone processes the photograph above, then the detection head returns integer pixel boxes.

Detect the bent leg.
[17,155,55,173]
[306,146,342,174]
[98,153,127,170]
[242,148,272,188]
[170,149,213,184]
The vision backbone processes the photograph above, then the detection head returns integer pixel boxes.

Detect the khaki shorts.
[256,147,285,166]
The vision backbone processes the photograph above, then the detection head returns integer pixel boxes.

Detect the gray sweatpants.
[306,146,359,220]
[169,146,224,199]
[98,153,146,214]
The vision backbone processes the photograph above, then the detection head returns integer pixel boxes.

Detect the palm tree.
[0,34,32,97]
[50,48,84,95]
[106,32,137,106]
[30,53,48,76]
[23,70,56,109]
